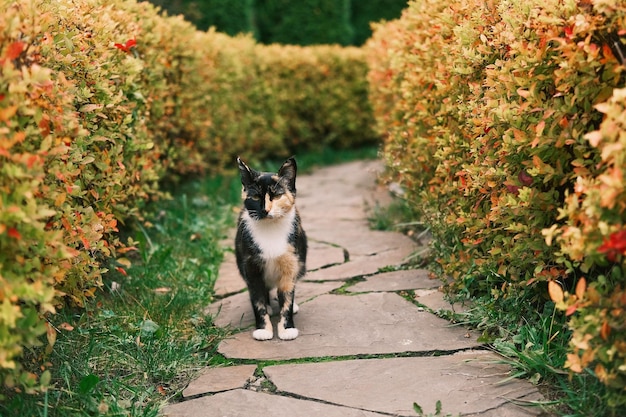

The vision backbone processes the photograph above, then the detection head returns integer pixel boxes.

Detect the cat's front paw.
[278,327,299,340]
[252,328,274,340]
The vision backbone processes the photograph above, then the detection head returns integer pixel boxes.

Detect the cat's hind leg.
[277,289,298,340]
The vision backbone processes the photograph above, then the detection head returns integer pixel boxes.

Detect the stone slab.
[264,352,543,417]
[218,293,480,360]
[183,365,257,397]
[416,291,472,315]
[297,160,383,195]
[305,246,417,281]
[347,269,439,293]
[297,161,384,224]
[306,243,347,271]
[307,226,417,258]
[213,252,245,296]
[207,281,343,329]
[164,389,383,417]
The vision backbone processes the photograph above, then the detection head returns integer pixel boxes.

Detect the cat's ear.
[278,157,297,191]
[237,157,257,188]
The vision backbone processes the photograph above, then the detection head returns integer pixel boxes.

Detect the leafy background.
[2,0,626,414]
[0,0,377,392]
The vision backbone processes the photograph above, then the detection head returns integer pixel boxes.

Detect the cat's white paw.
[278,327,299,340]
[252,328,274,340]
[292,302,299,314]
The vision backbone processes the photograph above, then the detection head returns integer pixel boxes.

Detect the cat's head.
[237,157,298,221]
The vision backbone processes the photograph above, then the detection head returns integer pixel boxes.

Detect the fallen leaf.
[575,277,586,299]
[548,280,564,303]
[59,322,75,331]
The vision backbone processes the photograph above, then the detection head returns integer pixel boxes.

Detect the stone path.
[164,160,545,417]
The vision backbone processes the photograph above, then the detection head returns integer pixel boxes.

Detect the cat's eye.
[249,195,261,201]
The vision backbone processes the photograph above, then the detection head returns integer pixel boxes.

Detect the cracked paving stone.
[416,290,472,315]
[306,241,347,271]
[263,352,543,417]
[305,246,417,282]
[307,227,418,258]
[163,389,384,417]
[347,269,439,293]
[182,365,257,398]
[218,292,481,360]
[206,281,343,329]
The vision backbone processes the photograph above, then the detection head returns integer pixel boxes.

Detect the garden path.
[164,160,545,417]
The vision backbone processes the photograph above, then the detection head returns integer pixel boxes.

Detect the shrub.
[0,0,376,391]
[367,0,626,410]
[256,43,378,151]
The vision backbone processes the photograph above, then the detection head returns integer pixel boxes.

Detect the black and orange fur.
[235,157,307,340]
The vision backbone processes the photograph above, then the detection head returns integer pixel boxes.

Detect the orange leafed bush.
[367,0,626,409]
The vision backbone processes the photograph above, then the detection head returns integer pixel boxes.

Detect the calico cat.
[235,156,307,341]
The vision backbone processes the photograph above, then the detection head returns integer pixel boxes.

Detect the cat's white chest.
[242,209,295,259]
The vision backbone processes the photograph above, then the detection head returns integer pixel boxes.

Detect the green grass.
[1,146,380,417]
[452,292,616,416]
[2,175,240,417]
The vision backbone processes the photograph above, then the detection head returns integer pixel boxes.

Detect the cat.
[235,156,307,341]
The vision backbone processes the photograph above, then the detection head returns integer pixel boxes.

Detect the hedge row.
[0,0,376,391]
[367,0,626,409]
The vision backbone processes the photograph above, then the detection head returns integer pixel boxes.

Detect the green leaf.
[413,402,423,415]
[40,370,51,388]
[78,374,99,395]
[140,319,160,336]
[435,400,442,414]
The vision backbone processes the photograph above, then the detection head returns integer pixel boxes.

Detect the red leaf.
[8,227,21,240]
[115,266,128,276]
[518,170,533,186]
[564,25,574,40]
[6,41,25,60]
[598,229,626,262]
[114,39,136,53]
[506,184,519,195]
[114,43,128,52]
